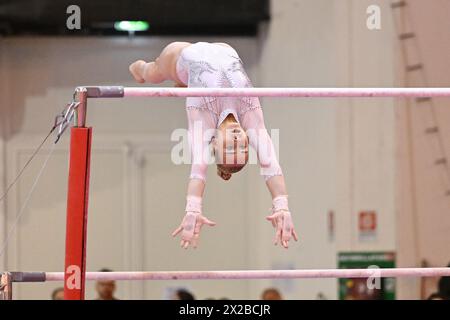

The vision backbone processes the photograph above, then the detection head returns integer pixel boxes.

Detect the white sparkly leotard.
[176,42,282,182]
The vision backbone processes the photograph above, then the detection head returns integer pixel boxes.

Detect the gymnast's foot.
[129,60,146,83]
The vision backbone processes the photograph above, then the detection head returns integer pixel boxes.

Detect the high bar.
[80,86,450,98]
[8,268,450,282]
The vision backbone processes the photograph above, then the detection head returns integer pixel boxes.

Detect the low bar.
[121,87,450,98]
[16,267,448,282]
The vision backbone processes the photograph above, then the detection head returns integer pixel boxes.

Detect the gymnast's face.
[213,117,249,180]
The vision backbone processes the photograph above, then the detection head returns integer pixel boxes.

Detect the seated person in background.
[427,292,445,300]
[261,287,283,300]
[437,262,450,299]
[172,288,195,300]
[95,268,119,300]
[51,287,64,300]
[426,261,450,300]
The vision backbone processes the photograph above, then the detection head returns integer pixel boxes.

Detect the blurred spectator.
[173,289,195,300]
[51,287,64,300]
[316,292,327,300]
[427,293,445,300]
[95,268,119,300]
[426,261,450,300]
[261,288,283,300]
[437,262,450,299]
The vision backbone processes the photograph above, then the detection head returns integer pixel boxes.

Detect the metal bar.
[399,32,415,40]
[117,87,450,98]
[82,86,124,98]
[434,158,447,165]
[425,127,439,134]
[406,64,423,72]
[10,272,46,282]
[17,267,447,281]
[416,97,432,103]
[391,1,407,9]
[73,87,88,127]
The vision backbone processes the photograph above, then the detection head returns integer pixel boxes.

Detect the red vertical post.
[64,88,91,300]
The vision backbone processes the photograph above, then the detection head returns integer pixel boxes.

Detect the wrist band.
[185,196,202,213]
[272,195,289,212]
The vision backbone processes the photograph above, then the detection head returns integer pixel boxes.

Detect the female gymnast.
[129,42,298,249]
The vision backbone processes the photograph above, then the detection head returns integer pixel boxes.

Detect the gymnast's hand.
[171,196,216,249]
[266,196,298,248]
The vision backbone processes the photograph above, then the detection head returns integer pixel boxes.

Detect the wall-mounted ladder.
[392,0,450,196]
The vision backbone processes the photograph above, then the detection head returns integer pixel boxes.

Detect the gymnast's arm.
[129,41,191,85]
[241,108,286,195]
[241,108,298,248]
[185,108,214,197]
[172,108,217,249]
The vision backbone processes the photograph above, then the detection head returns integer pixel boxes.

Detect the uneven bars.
[9,268,450,282]
[81,86,450,98]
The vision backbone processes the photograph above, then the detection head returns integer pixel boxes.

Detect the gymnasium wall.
[0,0,447,300]
[395,0,450,299]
